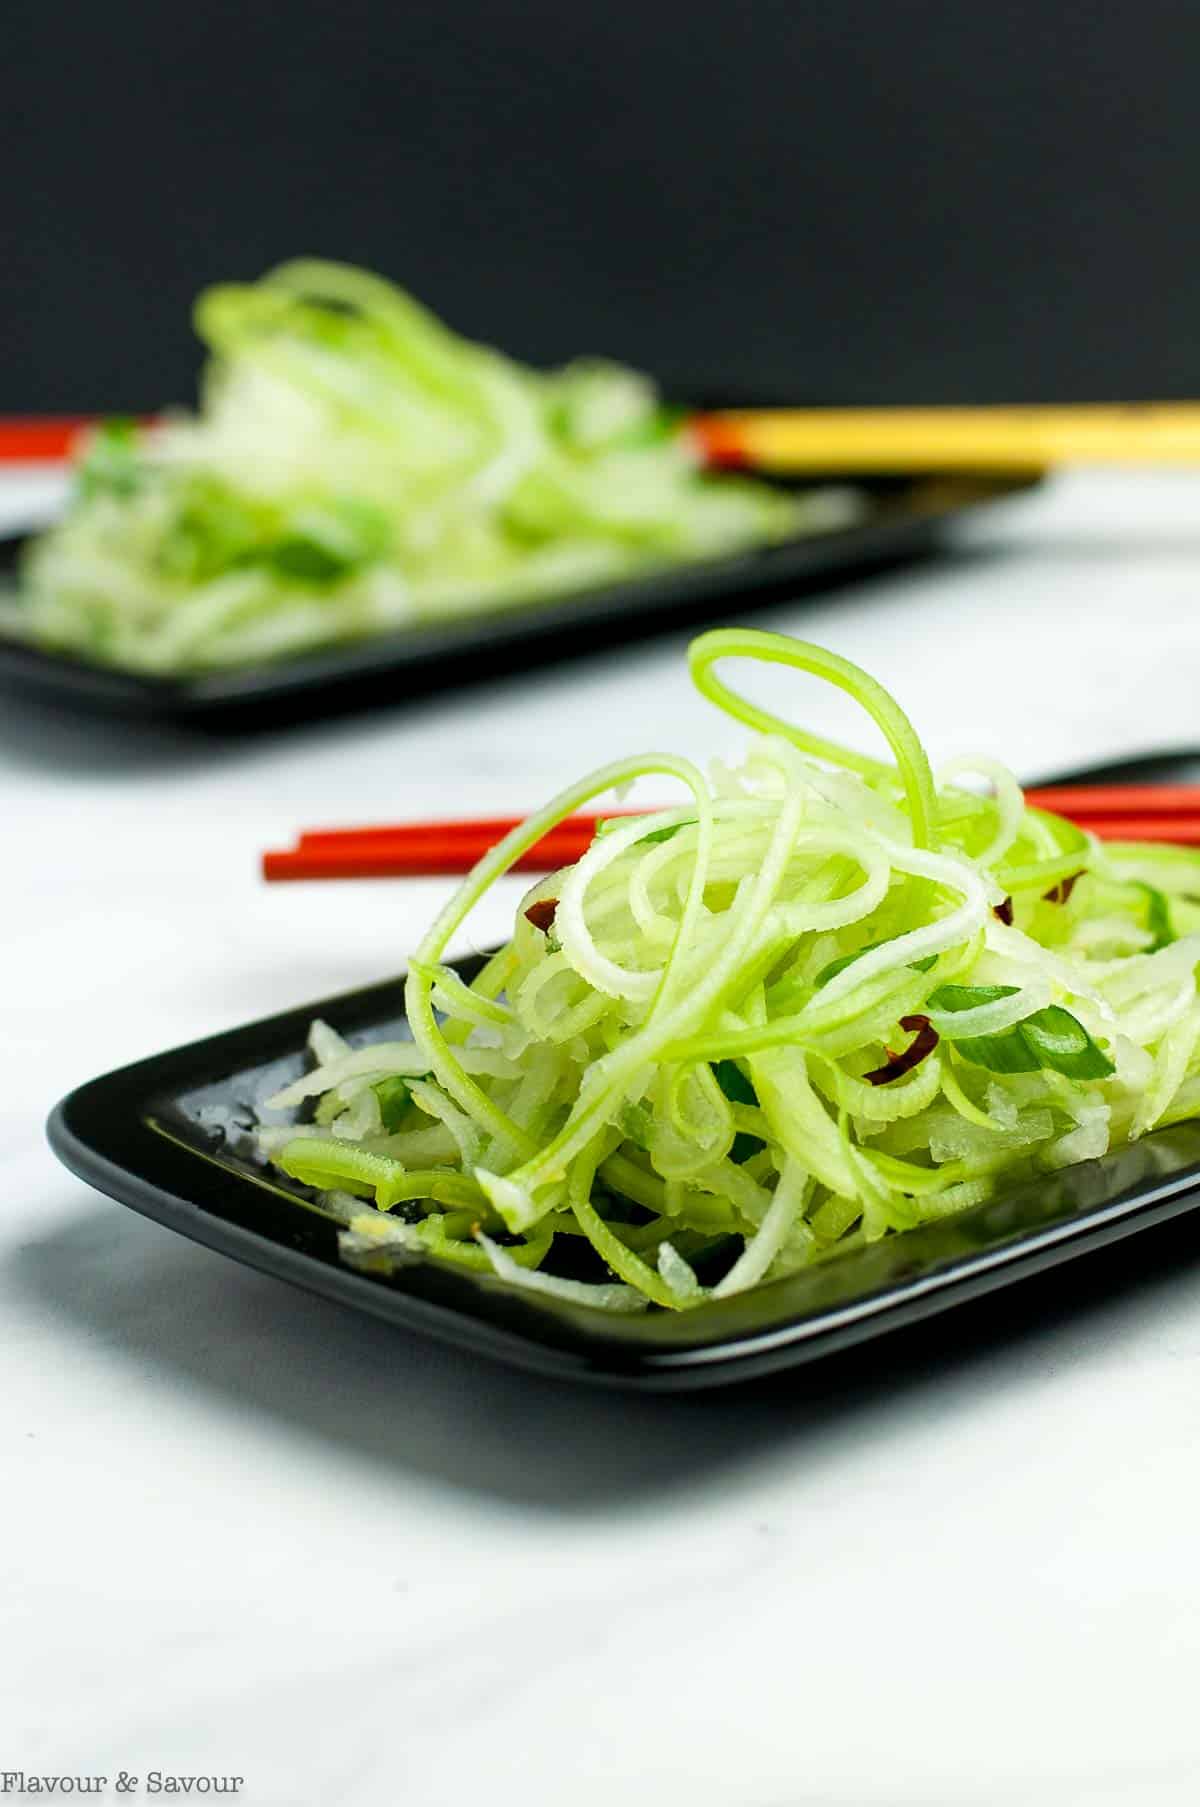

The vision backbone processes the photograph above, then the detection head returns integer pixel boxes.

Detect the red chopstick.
[263,812,637,880]
[0,415,158,462]
[0,417,100,461]
[262,786,1200,880]
[1024,784,1200,815]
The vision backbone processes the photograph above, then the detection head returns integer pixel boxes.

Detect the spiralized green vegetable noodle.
[258,630,1200,1310]
[10,261,853,673]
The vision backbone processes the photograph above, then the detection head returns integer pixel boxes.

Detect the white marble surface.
[4,471,1200,1806]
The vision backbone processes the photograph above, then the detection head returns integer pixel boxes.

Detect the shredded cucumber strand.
[688,629,938,850]
[712,1160,812,1297]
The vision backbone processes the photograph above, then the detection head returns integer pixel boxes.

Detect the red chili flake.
[864,1015,939,1086]
[1044,871,1083,905]
[524,897,558,932]
[992,896,1014,925]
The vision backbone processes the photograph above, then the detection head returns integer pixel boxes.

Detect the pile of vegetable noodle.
[13,261,844,673]
[259,629,1200,1312]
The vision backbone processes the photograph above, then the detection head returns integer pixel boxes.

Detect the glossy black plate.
[47,946,1200,1390]
[2,472,1035,724]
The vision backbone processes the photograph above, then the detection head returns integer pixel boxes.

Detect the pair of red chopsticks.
[261,784,1200,881]
[263,811,642,880]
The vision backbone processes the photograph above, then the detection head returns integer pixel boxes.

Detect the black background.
[9,0,1200,410]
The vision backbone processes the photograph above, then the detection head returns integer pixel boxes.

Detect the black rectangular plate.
[47,946,1200,1391]
[2,472,1035,724]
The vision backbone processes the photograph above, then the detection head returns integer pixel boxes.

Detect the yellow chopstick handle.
[694,403,1200,473]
